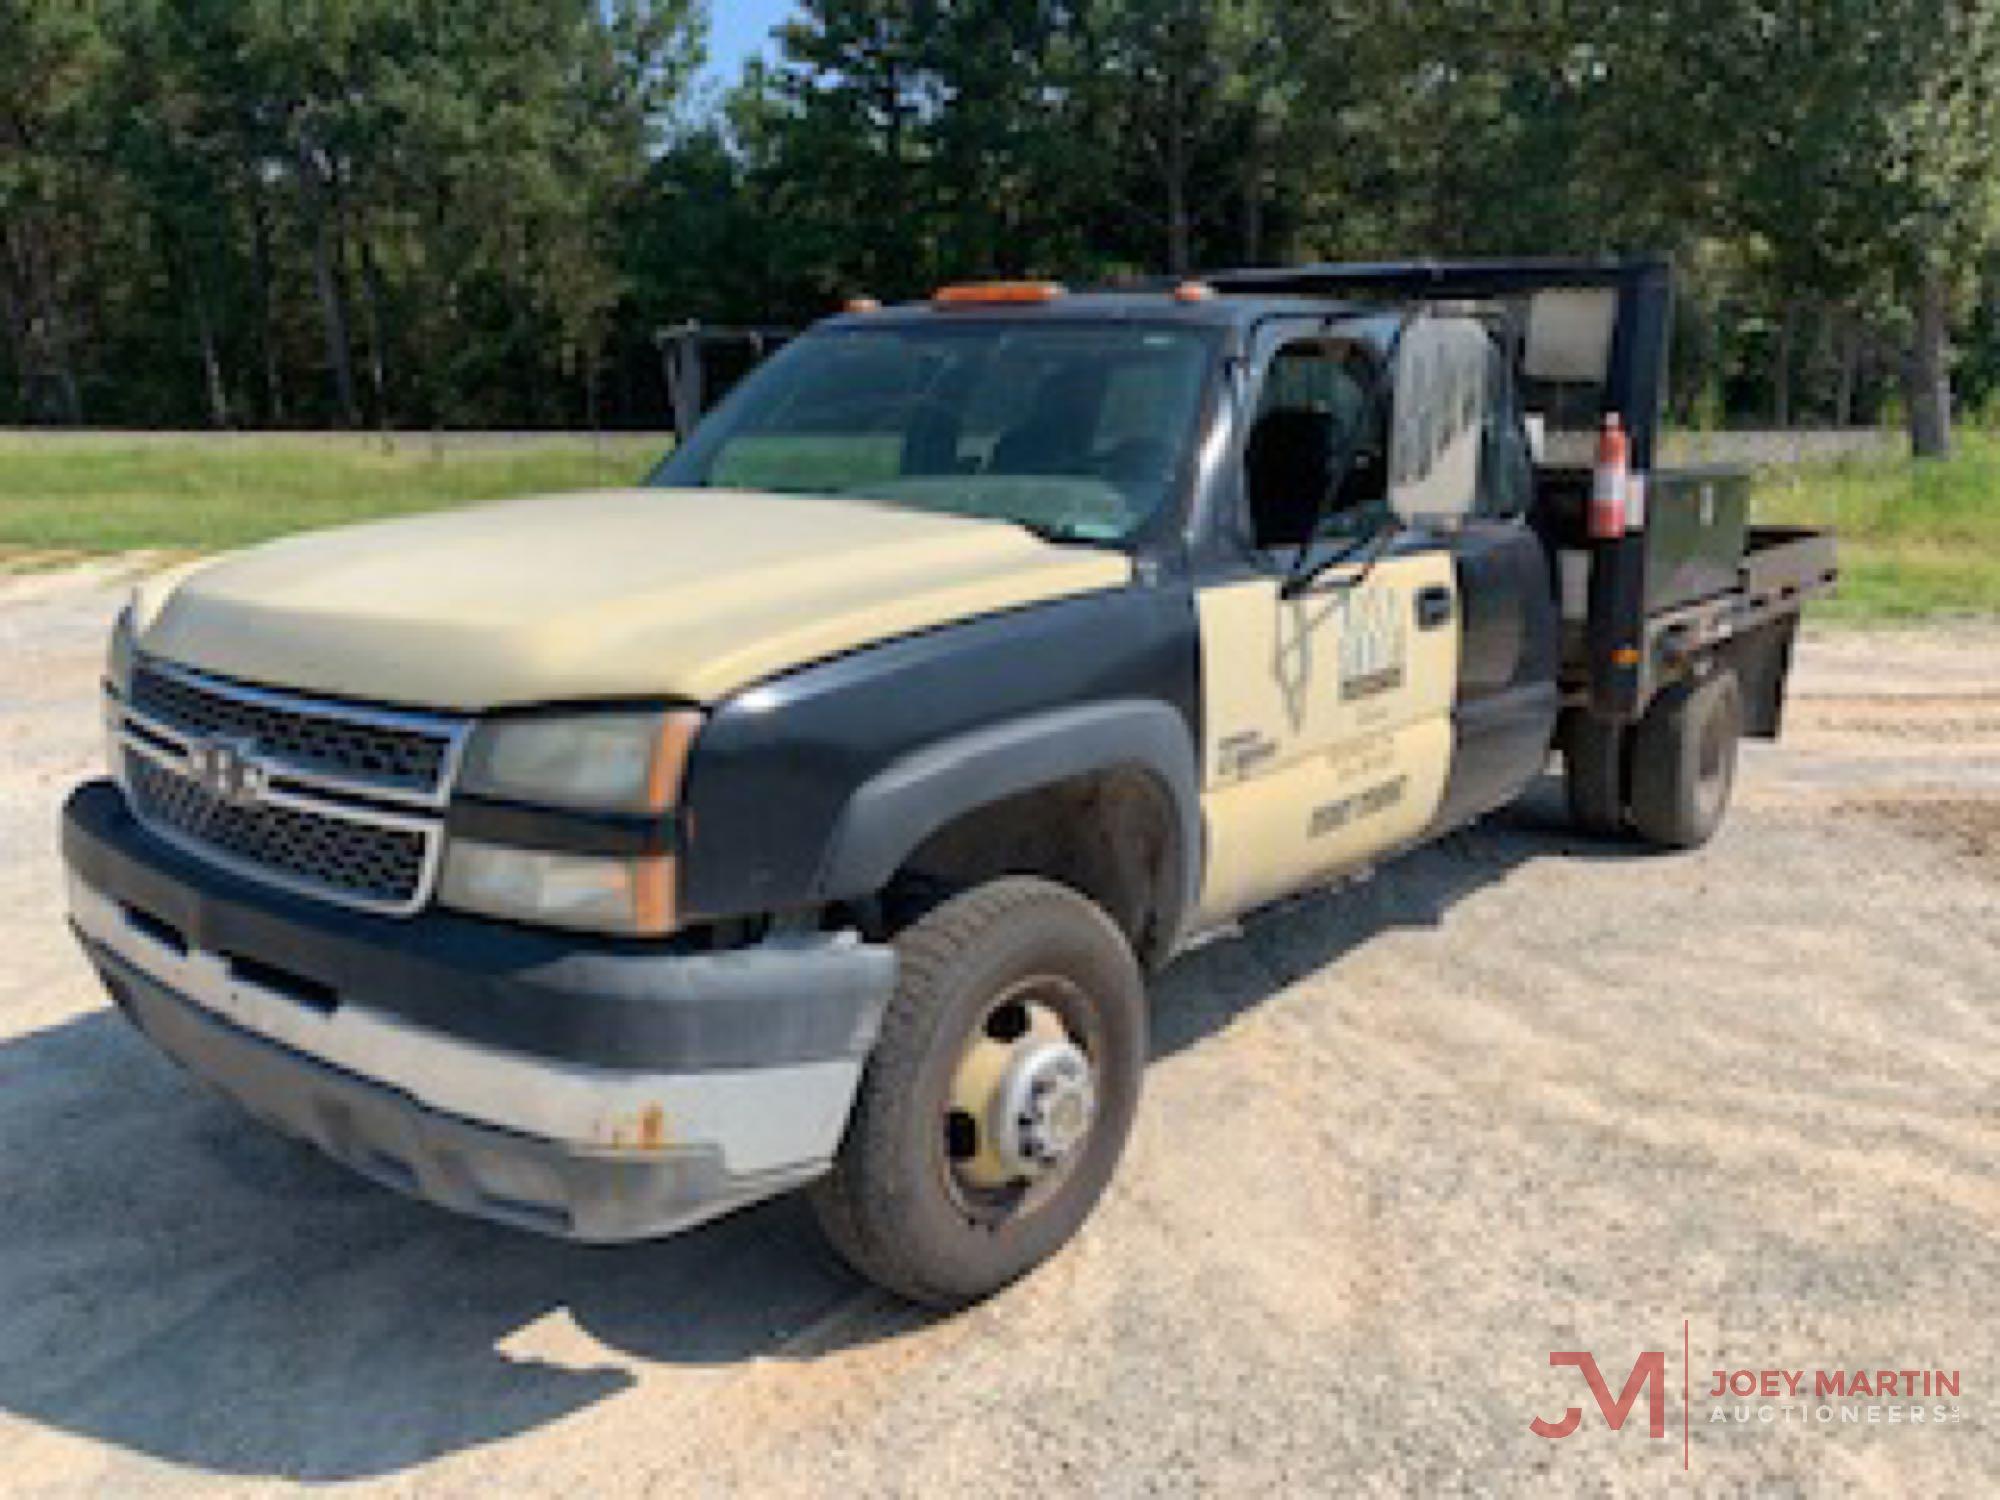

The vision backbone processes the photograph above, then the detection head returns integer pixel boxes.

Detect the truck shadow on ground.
[0,778,1640,1481]
[1150,775,1648,1057]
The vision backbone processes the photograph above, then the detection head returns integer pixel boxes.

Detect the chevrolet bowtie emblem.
[187,735,271,807]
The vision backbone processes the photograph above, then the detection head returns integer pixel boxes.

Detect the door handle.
[1415,585,1456,631]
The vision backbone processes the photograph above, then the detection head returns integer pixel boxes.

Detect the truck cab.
[62,259,1834,1305]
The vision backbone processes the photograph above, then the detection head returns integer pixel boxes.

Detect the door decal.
[1307,774,1410,840]
[1215,728,1280,783]
[1194,554,1460,926]
[1338,585,1409,702]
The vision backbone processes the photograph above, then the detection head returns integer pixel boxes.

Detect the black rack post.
[653,323,796,440]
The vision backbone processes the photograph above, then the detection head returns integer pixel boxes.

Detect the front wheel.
[810,877,1146,1307]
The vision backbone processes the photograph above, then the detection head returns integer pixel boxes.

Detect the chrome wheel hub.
[947,990,1097,1191]
[995,1040,1096,1177]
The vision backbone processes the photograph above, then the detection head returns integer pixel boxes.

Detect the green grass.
[0,433,665,557]
[1752,429,2000,621]
[2,428,1994,622]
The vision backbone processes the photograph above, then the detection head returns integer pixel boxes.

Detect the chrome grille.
[130,660,453,795]
[112,660,470,916]
[126,754,428,908]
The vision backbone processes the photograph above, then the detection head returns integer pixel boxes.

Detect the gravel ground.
[1,565,1994,1498]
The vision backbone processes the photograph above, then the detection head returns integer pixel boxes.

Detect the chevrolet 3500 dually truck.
[63,258,1835,1305]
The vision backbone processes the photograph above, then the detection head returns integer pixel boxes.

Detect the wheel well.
[881,768,1182,968]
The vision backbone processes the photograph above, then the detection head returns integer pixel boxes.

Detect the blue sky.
[705,1,795,83]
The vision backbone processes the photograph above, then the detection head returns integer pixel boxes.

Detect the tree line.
[6,1,2000,453]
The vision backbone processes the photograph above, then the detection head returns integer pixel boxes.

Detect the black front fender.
[676,585,1201,928]
[816,699,1201,937]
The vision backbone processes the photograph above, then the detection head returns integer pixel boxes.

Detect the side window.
[1241,338,1384,551]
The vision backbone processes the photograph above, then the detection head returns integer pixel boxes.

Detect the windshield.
[653,321,1218,543]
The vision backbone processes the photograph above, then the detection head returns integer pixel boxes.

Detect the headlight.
[446,706,699,934]
[439,841,674,936]
[458,708,702,814]
[107,606,136,696]
[104,608,136,783]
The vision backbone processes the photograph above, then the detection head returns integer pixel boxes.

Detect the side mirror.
[1389,316,1491,528]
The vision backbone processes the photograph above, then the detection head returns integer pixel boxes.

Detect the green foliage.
[1754,429,2000,618]
[0,434,662,552]
[1,0,703,428]
[5,0,2000,451]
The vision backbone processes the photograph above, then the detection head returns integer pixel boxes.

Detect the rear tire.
[810,877,1146,1307]
[1629,669,1742,849]
[1562,710,1629,836]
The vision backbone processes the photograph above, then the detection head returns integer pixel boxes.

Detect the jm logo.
[187,735,271,807]
[1531,1351,1667,1441]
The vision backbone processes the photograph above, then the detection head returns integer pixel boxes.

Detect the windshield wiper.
[999,516,1112,547]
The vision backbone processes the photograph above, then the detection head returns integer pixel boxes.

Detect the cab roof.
[819,288,1342,335]
[818,256,1668,337]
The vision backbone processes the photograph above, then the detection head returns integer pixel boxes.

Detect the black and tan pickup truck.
[62,258,1835,1305]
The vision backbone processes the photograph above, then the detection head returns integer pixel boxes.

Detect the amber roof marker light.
[844,295,882,314]
[932,281,1068,308]
[1173,281,1217,303]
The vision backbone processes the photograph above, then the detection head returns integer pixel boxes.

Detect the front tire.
[810,877,1146,1307]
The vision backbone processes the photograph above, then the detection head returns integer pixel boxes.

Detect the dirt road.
[2,565,1995,1497]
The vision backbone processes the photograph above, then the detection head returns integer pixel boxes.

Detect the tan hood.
[134,488,1131,710]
